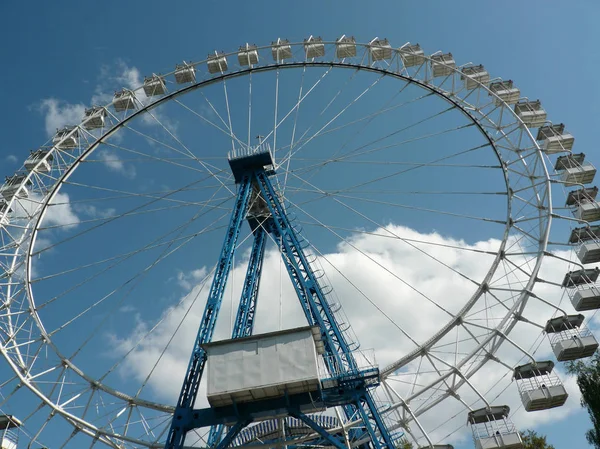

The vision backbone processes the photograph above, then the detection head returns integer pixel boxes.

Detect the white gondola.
[418,445,454,449]
[488,80,520,105]
[174,62,196,84]
[399,43,425,68]
[570,283,600,311]
[566,186,598,207]
[430,53,455,77]
[271,38,292,61]
[562,267,600,287]
[562,163,597,186]
[0,174,32,201]
[555,153,596,186]
[113,89,137,112]
[304,36,325,59]
[82,106,107,130]
[369,38,392,61]
[207,52,228,74]
[563,265,600,311]
[468,406,523,449]
[461,65,490,90]
[536,123,574,153]
[52,126,79,149]
[545,314,599,361]
[562,267,600,313]
[335,35,356,58]
[513,361,568,412]
[238,44,259,66]
[569,224,600,244]
[0,200,11,226]
[514,100,547,128]
[143,75,166,96]
[0,415,22,449]
[566,186,600,224]
[577,241,600,264]
[24,149,53,173]
[574,202,600,223]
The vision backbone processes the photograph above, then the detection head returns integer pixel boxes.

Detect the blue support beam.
[289,412,347,449]
[207,226,268,447]
[165,176,252,449]
[254,170,395,449]
[215,419,252,449]
[165,158,397,449]
[232,225,267,339]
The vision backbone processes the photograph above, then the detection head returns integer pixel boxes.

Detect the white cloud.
[97,149,137,179]
[176,268,208,291]
[14,192,80,230]
[5,154,18,164]
[105,223,588,446]
[37,98,86,137]
[43,192,80,228]
[73,203,117,219]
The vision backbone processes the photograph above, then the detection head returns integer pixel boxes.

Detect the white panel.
[206,327,320,406]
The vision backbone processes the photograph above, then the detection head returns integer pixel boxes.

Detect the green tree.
[567,352,600,449]
[396,439,413,449]
[520,430,555,449]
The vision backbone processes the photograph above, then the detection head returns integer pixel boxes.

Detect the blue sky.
[1,1,600,449]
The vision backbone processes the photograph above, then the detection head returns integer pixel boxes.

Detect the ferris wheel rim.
[0,40,554,449]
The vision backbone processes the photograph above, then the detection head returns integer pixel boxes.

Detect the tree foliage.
[567,352,600,448]
[396,438,413,449]
[520,430,555,449]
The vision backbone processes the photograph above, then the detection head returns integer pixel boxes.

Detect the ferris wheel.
[0,35,598,449]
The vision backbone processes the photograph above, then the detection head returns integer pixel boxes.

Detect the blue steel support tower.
[165,147,396,449]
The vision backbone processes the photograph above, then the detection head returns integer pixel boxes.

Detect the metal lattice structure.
[0,36,598,449]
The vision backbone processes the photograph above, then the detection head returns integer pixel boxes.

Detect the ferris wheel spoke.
[32,178,231,258]
[131,107,235,194]
[33,197,231,312]
[32,222,227,319]
[288,198,455,334]
[272,67,280,158]
[286,126,484,177]
[286,71,383,166]
[283,192,497,325]
[198,89,246,149]
[289,168,504,228]
[66,205,255,371]
[280,139,493,216]
[43,212,229,349]
[264,65,336,165]
[300,222,498,257]
[171,98,244,149]
[278,94,458,173]
[221,80,236,153]
[122,223,265,396]
[59,179,231,213]
[322,75,426,164]
[92,141,213,176]
[99,265,216,388]
[33,222,227,284]
[286,186,505,196]
[288,90,435,153]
